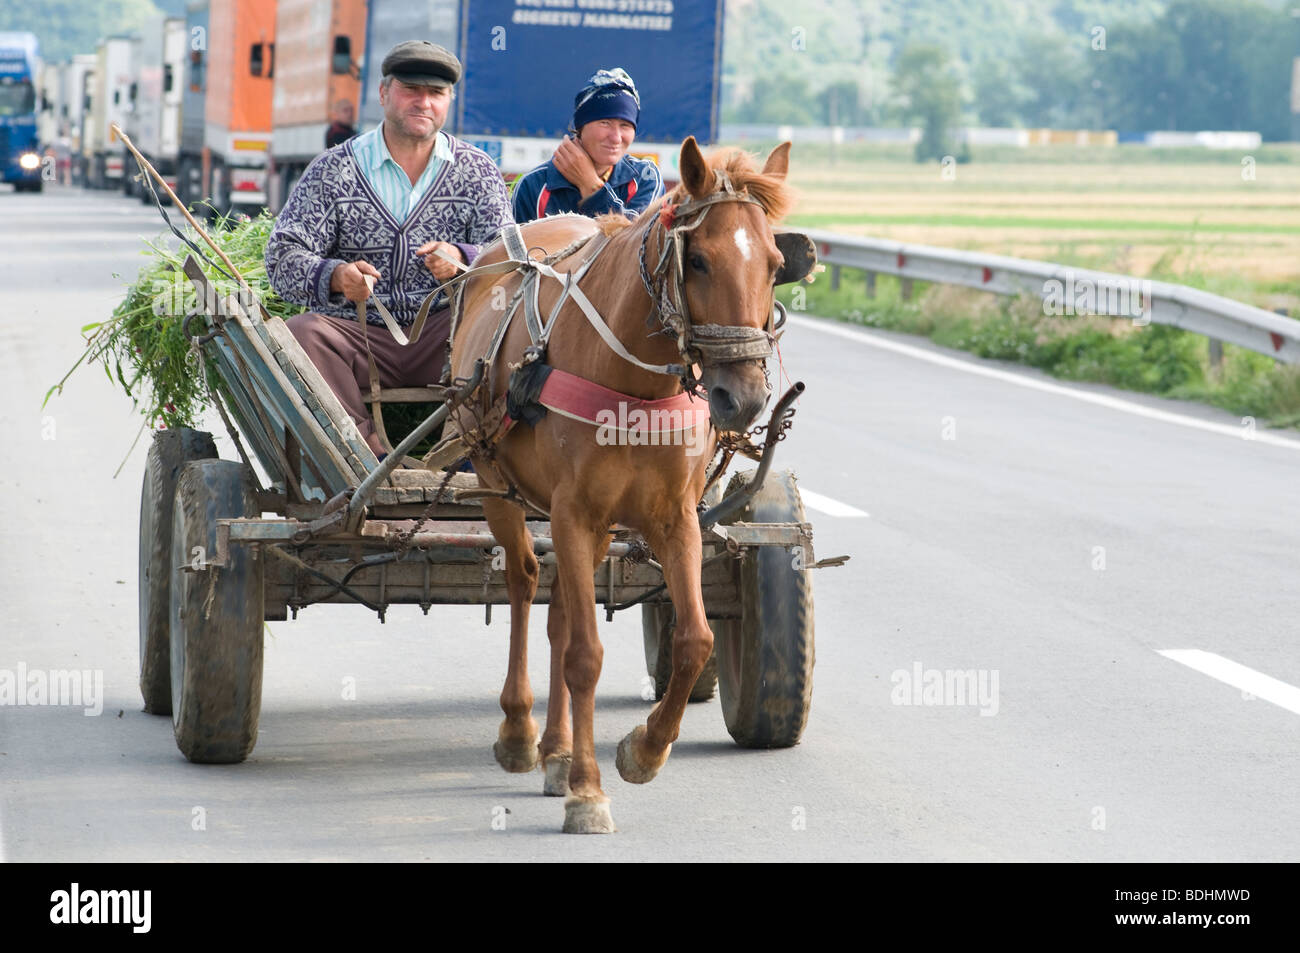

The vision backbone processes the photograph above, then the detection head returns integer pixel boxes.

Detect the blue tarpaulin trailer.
[358,0,723,180]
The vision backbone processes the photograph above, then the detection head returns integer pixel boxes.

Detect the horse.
[447,137,804,833]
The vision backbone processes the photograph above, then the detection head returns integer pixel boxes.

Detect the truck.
[36,59,62,153]
[67,54,97,185]
[176,1,208,211]
[268,0,367,212]
[123,16,186,202]
[357,0,724,185]
[84,35,133,190]
[0,31,44,192]
[175,0,277,217]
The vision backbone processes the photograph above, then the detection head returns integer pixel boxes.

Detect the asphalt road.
[2,184,1298,861]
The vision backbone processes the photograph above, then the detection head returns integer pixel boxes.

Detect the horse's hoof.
[562,795,615,834]
[493,722,539,774]
[615,724,670,785]
[542,753,572,797]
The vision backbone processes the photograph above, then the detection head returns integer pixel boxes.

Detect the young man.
[512,68,664,223]
[265,41,512,458]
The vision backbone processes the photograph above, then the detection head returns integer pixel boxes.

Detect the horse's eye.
[688,253,708,274]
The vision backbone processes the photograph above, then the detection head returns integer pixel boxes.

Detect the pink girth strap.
[541,367,709,432]
[496,366,708,434]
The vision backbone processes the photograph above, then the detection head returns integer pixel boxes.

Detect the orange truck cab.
[268,0,366,212]
[187,0,276,216]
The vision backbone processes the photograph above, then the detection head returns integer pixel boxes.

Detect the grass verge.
[779,268,1300,430]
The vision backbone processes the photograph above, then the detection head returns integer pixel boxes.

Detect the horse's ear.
[679,136,711,200]
[763,141,791,179]
[773,230,817,285]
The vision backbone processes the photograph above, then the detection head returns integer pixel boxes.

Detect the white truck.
[123,16,186,201]
[85,34,133,189]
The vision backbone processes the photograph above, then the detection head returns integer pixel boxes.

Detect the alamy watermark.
[0,663,104,716]
[50,884,150,933]
[594,402,709,456]
[890,662,1000,716]
[1042,269,1152,326]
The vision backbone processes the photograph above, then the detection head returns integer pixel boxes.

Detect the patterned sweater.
[264,135,513,328]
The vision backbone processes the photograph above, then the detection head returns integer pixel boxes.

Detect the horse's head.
[651,137,812,433]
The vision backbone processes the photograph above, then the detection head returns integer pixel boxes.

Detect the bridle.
[637,169,786,395]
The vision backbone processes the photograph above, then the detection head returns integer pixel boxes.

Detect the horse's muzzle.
[706,365,770,433]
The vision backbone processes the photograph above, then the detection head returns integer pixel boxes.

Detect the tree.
[0,0,162,62]
[972,59,1029,127]
[891,44,962,162]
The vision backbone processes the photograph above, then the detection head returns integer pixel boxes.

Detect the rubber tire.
[169,460,264,763]
[139,428,218,714]
[642,603,719,703]
[715,469,815,748]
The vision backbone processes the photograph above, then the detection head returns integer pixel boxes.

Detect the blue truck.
[0,31,44,192]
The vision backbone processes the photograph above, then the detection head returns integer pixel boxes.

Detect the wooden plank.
[378,387,444,403]
[220,302,359,492]
[387,468,479,490]
[210,337,283,478]
[268,346,371,478]
[182,260,334,498]
[263,317,380,471]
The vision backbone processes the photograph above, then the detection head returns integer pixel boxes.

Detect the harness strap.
[536,367,709,432]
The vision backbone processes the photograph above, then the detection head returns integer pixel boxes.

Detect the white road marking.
[1158,649,1300,716]
[733,226,752,261]
[799,488,869,518]
[791,315,1300,452]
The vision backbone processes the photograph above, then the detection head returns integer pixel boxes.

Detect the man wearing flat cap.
[266,41,513,458]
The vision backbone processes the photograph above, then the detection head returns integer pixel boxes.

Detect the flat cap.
[381,41,461,87]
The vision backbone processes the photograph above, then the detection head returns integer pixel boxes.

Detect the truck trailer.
[85,35,133,190]
[123,16,186,202]
[0,31,44,192]
[268,0,366,212]
[357,0,724,185]
[176,0,276,217]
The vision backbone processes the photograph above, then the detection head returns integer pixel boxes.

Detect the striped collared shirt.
[350,121,454,224]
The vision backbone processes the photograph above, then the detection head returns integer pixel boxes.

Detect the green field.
[741,143,1300,428]
[726,143,1300,307]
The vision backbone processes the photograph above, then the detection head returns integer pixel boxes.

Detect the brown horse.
[448,138,798,833]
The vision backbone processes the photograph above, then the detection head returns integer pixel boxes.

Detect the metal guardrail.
[801,228,1300,365]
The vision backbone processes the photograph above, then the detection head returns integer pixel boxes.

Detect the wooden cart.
[137,255,842,764]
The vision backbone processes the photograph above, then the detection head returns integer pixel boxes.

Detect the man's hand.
[330,260,382,303]
[416,241,466,282]
[552,135,603,200]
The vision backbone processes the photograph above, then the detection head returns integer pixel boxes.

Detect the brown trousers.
[285,308,452,442]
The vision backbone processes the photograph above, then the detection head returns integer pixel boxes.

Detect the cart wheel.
[169,460,264,763]
[715,469,815,748]
[138,428,218,715]
[640,481,722,702]
[641,603,719,703]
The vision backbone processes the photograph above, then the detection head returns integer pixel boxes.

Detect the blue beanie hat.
[572,68,640,131]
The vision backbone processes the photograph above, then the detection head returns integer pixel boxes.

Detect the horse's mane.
[594,146,794,237]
